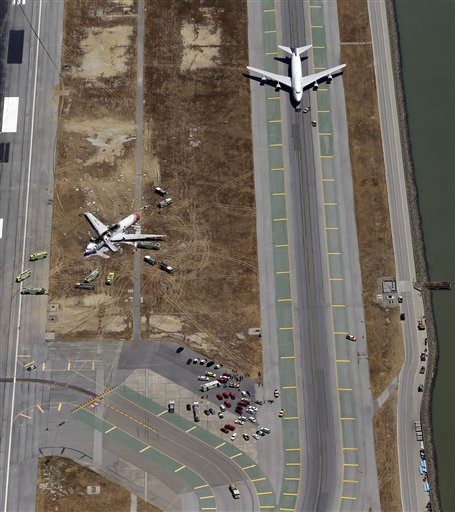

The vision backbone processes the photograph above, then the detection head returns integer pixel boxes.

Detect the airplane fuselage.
[290,51,303,103]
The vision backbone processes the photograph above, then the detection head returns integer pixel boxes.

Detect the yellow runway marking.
[281,356,295,359]
[279,327,293,331]
[318,109,331,113]
[332,304,346,308]
[263,8,276,12]
[336,359,351,363]
[242,464,256,470]
[18,354,32,358]
[318,88,328,91]
[328,252,341,256]
[36,404,44,414]
[310,4,322,7]
[175,465,186,473]
[334,331,348,335]
[257,491,273,495]
[341,496,357,500]
[275,243,288,247]
[268,96,281,100]
[284,416,299,420]
[338,387,352,391]
[283,492,298,496]
[201,508,217,511]
[320,155,334,158]
[199,495,215,500]
[285,448,299,451]
[319,132,331,136]
[343,463,359,467]
[280,508,295,511]
[215,442,225,449]
[286,463,300,466]
[156,410,167,417]
[278,298,292,302]
[341,417,356,421]
[276,271,290,275]
[343,447,358,451]
[273,218,287,222]
[282,385,296,389]
[343,479,359,483]
[330,277,344,280]
[57,403,62,412]
[18,413,32,419]
[260,507,276,509]
[251,477,266,483]
[139,445,151,453]
[322,177,335,181]
[271,167,284,171]
[194,484,208,490]
[269,143,283,147]
[105,426,116,434]
[325,227,339,230]
[313,45,325,49]
[311,25,323,28]
[269,119,282,123]
[265,29,277,33]
[272,192,286,195]
[285,477,300,481]
[230,453,242,459]
[324,202,338,206]
[265,52,279,56]
[186,426,197,433]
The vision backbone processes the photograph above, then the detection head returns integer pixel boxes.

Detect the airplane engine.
[313,82,319,91]
[260,76,266,85]
[275,82,281,91]
[326,75,333,84]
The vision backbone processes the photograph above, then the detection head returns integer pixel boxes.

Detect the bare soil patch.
[36,456,160,512]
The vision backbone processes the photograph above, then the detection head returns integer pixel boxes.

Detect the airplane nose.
[135,212,141,221]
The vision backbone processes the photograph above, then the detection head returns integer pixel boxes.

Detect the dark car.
[186,403,191,411]
[246,390,253,397]
[229,392,236,400]
[176,346,184,353]
[186,358,192,365]
[218,377,228,383]
[235,407,243,414]
[216,393,223,400]
[224,401,232,408]
[420,449,426,460]
[206,361,215,367]
[223,372,232,378]
[238,400,249,407]
[209,408,215,415]
[220,427,229,434]
[400,313,405,321]
[204,409,210,416]
[222,392,229,399]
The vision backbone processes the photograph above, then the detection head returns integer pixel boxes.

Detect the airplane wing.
[84,212,109,236]
[105,239,119,252]
[246,66,292,88]
[301,64,346,89]
[111,233,166,242]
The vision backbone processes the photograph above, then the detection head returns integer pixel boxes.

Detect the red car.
[218,377,228,383]
[216,393,223,400]
[235,407,243,414]
[224,400,232,408]
[224,424,235,431]
[220,427,229,434]
[229,392,236,399]
[222,392,229,399]
[223,372,232,378]
[238,400,249,407]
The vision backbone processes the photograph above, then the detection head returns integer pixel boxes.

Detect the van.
[157,197,173,209]
[400,313,405,321]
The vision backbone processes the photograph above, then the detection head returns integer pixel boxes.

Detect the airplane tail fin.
[278,45,293,55]
[295,44,312,56]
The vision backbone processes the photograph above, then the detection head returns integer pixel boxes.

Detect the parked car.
[274,389,280,398]
[279,408,286,418]
[346,334,357,341]
[229,392,236,399]
[230,432,237,441]
[216,393,223,400]
[220,427,229,434]
[154,186,167,196]
[209,408,215,415]
[198,376,210,381]
[176,346,184,353]
[157,197,173,208]
[218,412,224,419]
[214,364,223,370]
[186,403,191,411]
[224,401,232,408]
[186,358,192,365]
[219,404,226,412]
[225,424,235,431]
[243,433,250,441]
[222,392,229,399]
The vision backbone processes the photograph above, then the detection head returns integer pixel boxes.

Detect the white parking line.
[0,219,3,238]
[1,98,19,133]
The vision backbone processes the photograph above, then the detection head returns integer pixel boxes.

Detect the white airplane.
[247,44,346,110]
[83,212,165,258]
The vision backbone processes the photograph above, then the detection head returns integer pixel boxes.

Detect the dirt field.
[48,0,261,376]
[36,456,160,512]
[337,0,404,509]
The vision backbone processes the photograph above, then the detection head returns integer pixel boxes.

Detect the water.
[395,1,455,510]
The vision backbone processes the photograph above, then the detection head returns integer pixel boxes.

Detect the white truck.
[200,380,221,392]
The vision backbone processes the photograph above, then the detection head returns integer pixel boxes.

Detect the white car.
[252,433,260,440]
[246,407,255,414]
[219,404,226,412]
[235,419,244,425]
[230,432,237,441]
[239,416,247,421]
[248,416,257,423]
[197,375,210,381]
[241,391,248,397]
[218,412,224,419]
[214,364,223,370]
[200,359,207,365]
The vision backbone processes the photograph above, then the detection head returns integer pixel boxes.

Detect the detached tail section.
[278,44,312,56]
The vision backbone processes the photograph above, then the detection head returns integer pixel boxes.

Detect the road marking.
[277,298,291,302]
[175,465,186,473]
[105,426,116,434]
[257,491,273,495]
[36,405,44,413]
[0,219,3,238]
[322,177,335,181]
[274,243,288,247]
[273,218,287,222]
[269,143,283,147]
[271,167,284,171]
[1,97,19,132]
[268,96,281,100]
[286,463,300,466]
[343,463,359,467]
[318,110,331,113]
[313,45,326,49]
[269,119,282,123]
[42,363,46,371]
[67,362,71,370]
[194,484,208,490]
[263,8,275,12]
[279,327,293,331]
[337,387,352,391]
[272,192,286,196]
[264,29,277,33]
[186,426,197,433]
[251,477,266,483]
[341,496,357,500]
[319,132,331,135]
[92,361,95,370]
[281,356,295,359]
[156,410,167,417]
[340,417,356,421]
[334,331,348,335]
[265,52,278,56]
[332,304,346,308]
[325,227,339,230]
[328,252,341,255]
[343,479,359,483]
[201,508,216,511]
[18,413,31,419]
[320,155,334,158]
[139,445,151,453]
[318,88,328,91]
[311,25,323,28]
[343,447,358,451]
[57,403,62,412]
[230,453,242,459]
[284,477,300,481]
[276,270,290,274]
[215,442,225,449]
[242,464,256,470]
[199,495,215,500]
[282,385,296,389]
[330,277,343,280]
[283,492,298,496]
[324,202,338,206]
[336,359,351,363]
[284,416,299,420]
